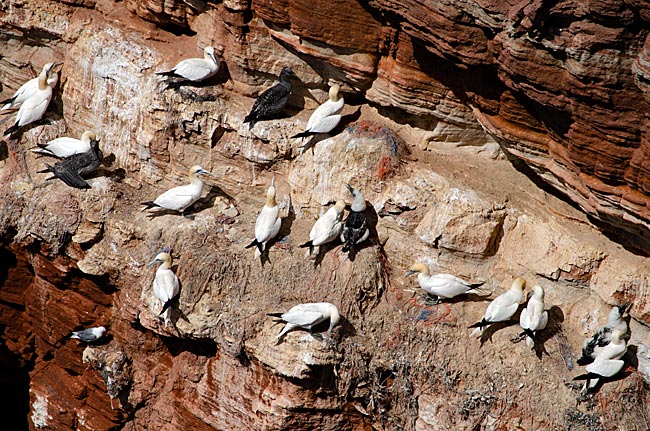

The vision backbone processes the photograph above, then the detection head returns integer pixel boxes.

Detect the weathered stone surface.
[2,0,650,430]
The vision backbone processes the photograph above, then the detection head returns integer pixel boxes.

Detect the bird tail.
[141,201,158,211]
[467,318,489,329]
[70,333,79,339]
[572,372,594,381]
[4,122,19,136]
[342,240,352,253]
[290,131,314,139]
[37,164,55,174]
[299,240,314,254]
[160,300,173,316]
[521,328,535,340]
[266,312,283,319]
[245,239,264,254]
[155,70,178,78]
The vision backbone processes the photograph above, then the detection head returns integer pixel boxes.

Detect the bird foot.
[423,295,441,306]
[510,333,526,344]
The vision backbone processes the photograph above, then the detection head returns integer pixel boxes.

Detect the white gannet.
[32,130,96,158]
[156,46,219,82]
[405,263,487,303]
[291,84,344,139]
[574,328,627,392]
[243,66,295,128]
[4,62,59,136]
[268,302,341,341]
[246,177,281,258]
[577,303,630,365]
[39,138,103,189]
[148,251,180,326]
[469,277,525,337]
[71,326,106,343]
[299,200,345,257]
[518,284,548,349]
[340,184,369,253]
[1,62,59,112]
[141,165,212,217]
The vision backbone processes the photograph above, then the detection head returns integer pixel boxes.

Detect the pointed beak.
[619,302,632,314]
[271,176,275,187]
[147,258,160,267]
[405,270,415,277]
[198,168,212,176]
[346,183,354,194]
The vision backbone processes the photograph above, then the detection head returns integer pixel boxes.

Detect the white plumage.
[519,284,548,349]
[246,178,281,258]
[1,62,59,112]
[32,130,96,158]
[292,84,344,138]
[142,165,211,216]
[148,252,180,325]
[578,303,629,365]
[405,263,486,302]
[71,326,106,342]
[5,62,59,136]
[272,302,341,340]
[575,328,627,391]
[300,200,345,256]
[157,46,219,82]
[469,277,525,337]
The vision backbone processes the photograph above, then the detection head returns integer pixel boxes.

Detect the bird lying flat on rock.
[5,62,60,136]
[405,263,487,304]
[156,46,219,83]
[518,284,548,349]
[71,326,106,343]
[1,62,59,112]
[291,83,344,139]
[148,250,180,326]
[32,130,97,158]
[469,277,525,337]
[246,177,281,259]
[300,200,345,257]
[142,165,212,217]
[269,302,341,341]
[577,302,630,366]
[243,66,295,129]
[340,184,369,253]
[39,138,103,189]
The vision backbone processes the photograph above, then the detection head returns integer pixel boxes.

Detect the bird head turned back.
[334,200,346,213]
[82,131,97,142]
[512,277,526,292]
[532,284,545,299]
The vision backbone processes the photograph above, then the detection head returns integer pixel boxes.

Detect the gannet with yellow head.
[246,177,282,258]
[33,130,97,158]
[147,251,180,326]
[405,262,487,303]
[291,83,344,139]
[299,200,345,257]
[142,165,212,217]
[1,62,60,112]
[468,277,525,337]
[156,46,219,83]
[518,284,548,349]
[268,302,341,342]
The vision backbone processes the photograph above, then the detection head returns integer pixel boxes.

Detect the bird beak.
[346,183,354,194]
[147,258,160,267]
[619,302,632,314]
[198,169,212,176]
[405,270,415,277]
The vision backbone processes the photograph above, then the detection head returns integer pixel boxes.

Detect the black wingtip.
[4,123,19,136]
[156,70,177,78]
[291,131,314,139]
[522,328,535,339]
[467,319,488,329]
[245,239,263,253]
[141,201,157,211]
[266,312,283,318]
[160,300,173,315]
[576,356,592,366]
[298,241,312,249]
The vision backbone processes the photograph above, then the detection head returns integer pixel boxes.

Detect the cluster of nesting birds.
[2,48,630,398]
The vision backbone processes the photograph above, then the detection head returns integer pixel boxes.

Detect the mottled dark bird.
[39,139,103,189]
[243,67,295,128]
[577,303,630,366]
[340,184,369,253]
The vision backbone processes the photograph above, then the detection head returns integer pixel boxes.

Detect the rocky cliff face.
[1,0,650,429]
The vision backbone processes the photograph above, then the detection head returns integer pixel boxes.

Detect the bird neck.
[38,72,49,90]
[351,197,365,212]
[189,174,204,187]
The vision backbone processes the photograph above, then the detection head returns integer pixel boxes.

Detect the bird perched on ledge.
[156,46,219,83]
[269,302,341,342]
[577,302,630,366]
[32,130,97,158]
[38,138,103,189]
[1,62,60,112]
[405,263,487,304]
[300,200,345,257]
[141,165,212,217]
[291,83,344,139]
[468,277,525,337]
[243,66,295,129]
[518,284,548,349]
[573,328,627,393]
[246,177,281,259]
[340,184,369,253]
[5,62,60,136]
[148,250,180,326]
